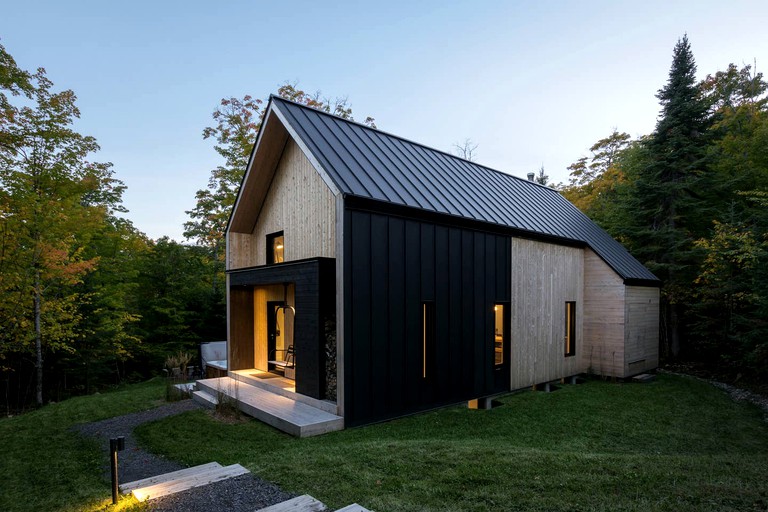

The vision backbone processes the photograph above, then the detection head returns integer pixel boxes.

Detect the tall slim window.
[422,302,435,379]
[493,304,505,366]
[267,231,284,265]
[565,301,576,357]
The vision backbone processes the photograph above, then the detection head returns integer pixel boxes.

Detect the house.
[220,95,660,432]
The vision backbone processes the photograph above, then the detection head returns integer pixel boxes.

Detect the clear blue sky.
[2,1,767,241]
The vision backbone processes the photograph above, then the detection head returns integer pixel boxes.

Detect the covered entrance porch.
[227,257,336,403]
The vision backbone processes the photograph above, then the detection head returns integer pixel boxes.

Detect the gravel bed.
[73,398,295,511]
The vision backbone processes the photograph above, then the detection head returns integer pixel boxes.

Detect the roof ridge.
[269,95,555,192]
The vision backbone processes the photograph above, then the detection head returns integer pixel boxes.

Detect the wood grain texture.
[624,285,659,375]
[253,284,295,371]
[583,249,625,376]
[509,238,584,389]
[228,138,336,270]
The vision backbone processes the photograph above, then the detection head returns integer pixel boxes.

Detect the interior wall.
[253,284,295,371]
[509,238,584,389]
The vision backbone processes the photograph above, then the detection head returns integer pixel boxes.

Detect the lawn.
[134,375,768,512]
[1,375,765,512]
[0,379,166,512]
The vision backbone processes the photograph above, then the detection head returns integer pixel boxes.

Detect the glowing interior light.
[276,244,284,249]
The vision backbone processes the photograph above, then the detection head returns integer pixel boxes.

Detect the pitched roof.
[268,96,658,284]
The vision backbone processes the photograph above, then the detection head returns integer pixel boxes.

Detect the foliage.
[0,57,127,404]
[0,378,165,512]
[136,375,768,512]
[563,37,768,377]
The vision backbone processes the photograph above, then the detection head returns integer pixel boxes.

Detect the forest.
[1,35,766,412]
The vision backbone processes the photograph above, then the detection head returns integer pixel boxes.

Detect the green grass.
[0,379,166,512]
[134,375,768,512]
[2,376,765,511]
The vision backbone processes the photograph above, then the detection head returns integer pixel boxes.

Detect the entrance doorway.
[267,300,286,373]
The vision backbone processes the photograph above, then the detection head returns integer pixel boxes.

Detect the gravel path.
[73,399,294,511]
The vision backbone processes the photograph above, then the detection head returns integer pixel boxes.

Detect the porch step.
[230,370,338,415]
[128,463,249,502]
[192,389,218,408]
[256,494,327,511]
[197,377,344,437]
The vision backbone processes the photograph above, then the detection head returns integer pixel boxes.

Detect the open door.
[267,300,285,373]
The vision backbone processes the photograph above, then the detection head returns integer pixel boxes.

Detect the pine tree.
[623,35,712,357]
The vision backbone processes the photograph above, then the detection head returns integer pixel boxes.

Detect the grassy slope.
[135,375,768,512]
[0,379,165,512]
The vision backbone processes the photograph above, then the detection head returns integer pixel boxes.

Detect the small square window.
[267,231,284,265]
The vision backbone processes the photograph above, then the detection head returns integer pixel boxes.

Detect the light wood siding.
[510,238,584,389]
[583,249,625,376]
[228,139,336,270]
[624,286,659,375]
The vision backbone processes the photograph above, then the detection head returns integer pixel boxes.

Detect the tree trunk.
[34,270,43,406]
[669,302,680,358]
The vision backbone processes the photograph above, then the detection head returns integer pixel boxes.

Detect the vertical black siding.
[344,209,511,427]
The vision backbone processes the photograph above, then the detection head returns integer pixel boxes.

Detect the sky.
[2,1,767,241]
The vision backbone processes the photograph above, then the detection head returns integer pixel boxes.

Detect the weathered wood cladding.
[228,139,336,270]
[583,249,625,376]
[624,286,660,375]
[343,209,511,427]
[228,258,335,400]
[509,238,585,389]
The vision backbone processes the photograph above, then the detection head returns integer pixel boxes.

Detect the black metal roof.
[270,96,659,284]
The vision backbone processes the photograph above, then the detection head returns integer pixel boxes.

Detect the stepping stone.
[632,373,656,383]
[335,504,372,512]
[119,462,222,493]
[256,494,328,511]
[130,463,250,502]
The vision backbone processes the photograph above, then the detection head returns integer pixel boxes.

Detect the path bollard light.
[110,436,125,505]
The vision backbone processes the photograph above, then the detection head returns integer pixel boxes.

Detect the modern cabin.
[223,96,660,430]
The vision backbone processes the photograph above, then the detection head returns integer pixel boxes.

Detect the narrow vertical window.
[266,231,284,265]
[422,302,435,379]
[565,301,576,357]
[493,304,505,365]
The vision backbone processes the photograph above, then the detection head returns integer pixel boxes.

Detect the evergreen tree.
[621,35,712,357]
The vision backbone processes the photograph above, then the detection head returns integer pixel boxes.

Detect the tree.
[0,60,124,405]
[616,35,713,357]
[533,165,550,186]
[184,83,375,291]
[561,130,632,219]
[453,138,478,161]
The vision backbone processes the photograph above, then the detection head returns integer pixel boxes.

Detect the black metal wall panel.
[344,209,511,427]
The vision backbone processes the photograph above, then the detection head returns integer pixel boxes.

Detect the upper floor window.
[267,231,284,264]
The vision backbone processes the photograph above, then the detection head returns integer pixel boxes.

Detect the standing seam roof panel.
[313,114,392,201]
[292,107,377,198]
[268,97,658,283]
[418,148,507,224]
[389,138,477,219]
[372,132,458,215]
[361,129,444,212]
[332,120,411,205]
